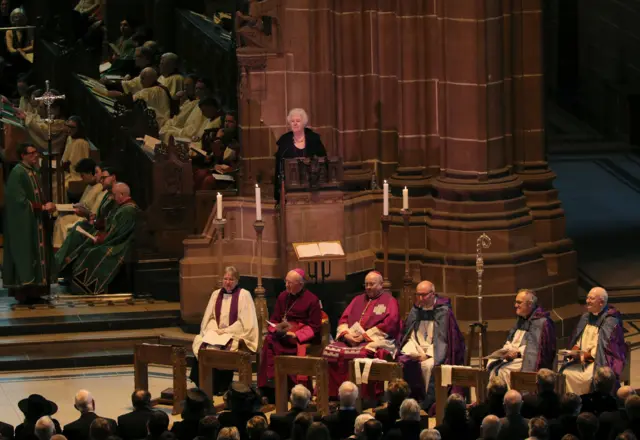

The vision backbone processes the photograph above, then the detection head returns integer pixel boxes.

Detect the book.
[294,241,345,260]
[55,204,75,212]
[211,173,234,182]
[174,137,192,144]
[190,145,207,156]
[202,332,232,347]
[349,322,365,337]
[99,62,112,73]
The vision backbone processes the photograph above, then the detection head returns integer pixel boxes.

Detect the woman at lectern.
[274,108,327,204]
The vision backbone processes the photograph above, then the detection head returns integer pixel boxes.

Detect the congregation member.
[321,381,359,440]
[159,78,213,143]
[323,271,400,400]
[217,384,265,440]
[497,390,529,440]
[386,398,423,439]
[158,52,184,97]
[488,289,556,386]
[132,67,172,127]
[375,379,410,433]
[193,111,239,191]
[398,280,465,410]
[62,390,117,440]
[521,369,561,419]
[257,269,322,403]
[55,182,138,295]
[435,394,475,440]
[561,287,626,395]
[116,390,154,440]
[4,143,56,303]
[479,415,501,440]
[580,366,618,416]
[598,386,636,439]
[61,116,91,197]
[470,376,507,433]
[190,265,259,393]
[269,384,314,440]
[34,417,55,440]
[171,389,214,440]
[52,159,106,249]
[274,108,327,203]
[15,395,62,440]
[548,392,581,440]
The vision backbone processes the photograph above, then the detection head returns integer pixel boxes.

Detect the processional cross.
[34,80,66,201]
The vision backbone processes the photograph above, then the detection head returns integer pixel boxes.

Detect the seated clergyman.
[397,281,465,410]
[560,287,626,395]
[132,67,172,127]
[190,266,259,394]
[487,289,556,387]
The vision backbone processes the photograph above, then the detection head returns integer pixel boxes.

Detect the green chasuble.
[4,162,51,287]
[55,200,138,295]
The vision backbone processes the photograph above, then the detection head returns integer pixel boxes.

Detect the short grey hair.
[35,416,55,440]
[503,390,523,415]
[399,398,421,422]
[517,289,538,307]
[487,375,508,396]
[594,366,616,394]
[224,266,240,281]
[74,389,94,413]
[419,429,441,440]
[161,52,178,64]
[286,108,309,127]
[290,384,311,409]
[354,414,374,435]
[536,368,556,392]
[338,381,359,408]
[481,415,501,439]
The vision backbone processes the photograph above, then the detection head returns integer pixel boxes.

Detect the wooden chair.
[198,347,254,400]
[510,371,566,395]
[134,343,188,415]
[348,360,403,412]
[275,355,330,416]
[433,366,489,425]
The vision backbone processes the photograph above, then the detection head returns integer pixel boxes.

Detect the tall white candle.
[403,186,409,210]
[383,180,389,216]
[255,184,262,221]
[216,192,223,220]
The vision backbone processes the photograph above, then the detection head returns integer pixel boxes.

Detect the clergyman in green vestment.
[4,143,57,302]
[55,182,138,294]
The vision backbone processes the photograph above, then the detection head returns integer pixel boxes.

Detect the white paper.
[99,62,112,73]
[318,242,344,256]
[266,321,276,327]
[174,137,191,144]
[212,173,234,182]
[202,332,232,347]
[56,204,75,212]
[349,322,365,337]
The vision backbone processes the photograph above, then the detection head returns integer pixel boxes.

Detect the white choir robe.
[133,86,171,128]
[192,288,259,357]
[401,317,435,391]
[564,324,599,395]
[488,330,527,387]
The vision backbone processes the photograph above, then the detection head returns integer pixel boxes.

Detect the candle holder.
[213,218,227,288]
[381,214,392,290]
[253,220,268,341]
[401,209,413,318]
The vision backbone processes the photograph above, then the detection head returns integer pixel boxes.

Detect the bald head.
[285,270,304,294]
[74,389,94,413]
[481,415,501,438]
[35,416,55,440]
[504,390,523,415]
[364,271,383,298]
[416,280,436,308]
[587,287,608,314]
[618,386,636,404]
[112,182,131,205]
[160,52,178,76]
[140,67,158,87]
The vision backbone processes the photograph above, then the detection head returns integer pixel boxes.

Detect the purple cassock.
[398,296,465,404]
[257,289,322,388]
[322,290,400,398]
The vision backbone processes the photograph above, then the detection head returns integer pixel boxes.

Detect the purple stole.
[214,287,240,327]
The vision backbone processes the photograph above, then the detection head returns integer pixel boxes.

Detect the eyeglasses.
[24,150,38,156]
[99,175,111,181]
[415,291,435,297]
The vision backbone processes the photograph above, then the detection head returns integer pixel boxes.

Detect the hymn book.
[202,332,232,347]
[293,241,345,260]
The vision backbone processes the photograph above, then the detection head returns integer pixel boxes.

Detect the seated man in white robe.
[133,67,172,127]
[190,266,259,395]
[158,52,184,97]
[159,77,213,143]
[561,287,626,395]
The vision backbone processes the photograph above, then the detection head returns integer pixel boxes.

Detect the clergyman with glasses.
[4,142,56,303]
[397,280,466,411]
[487,289,556,387]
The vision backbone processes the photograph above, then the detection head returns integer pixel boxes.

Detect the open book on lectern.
[293,241,345,260]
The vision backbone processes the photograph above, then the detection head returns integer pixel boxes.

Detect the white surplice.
[564,323,599,395]
[488,329,527,388]
[401,308,435,391]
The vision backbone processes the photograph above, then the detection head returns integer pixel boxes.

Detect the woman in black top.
[274,108,327,203]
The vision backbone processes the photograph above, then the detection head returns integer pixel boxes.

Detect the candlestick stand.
[253,220,269,351]
[401,209,413,318]
[381,215,392,290]
[213,218,227,288]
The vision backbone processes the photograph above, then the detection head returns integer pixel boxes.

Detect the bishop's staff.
[471,233,491,369]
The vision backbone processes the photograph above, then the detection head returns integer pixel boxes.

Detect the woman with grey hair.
[273,108,327,203]
[190,266,259,393]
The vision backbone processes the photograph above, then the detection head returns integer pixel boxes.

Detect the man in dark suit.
[117,390,154,440]
[580,366,618,416]
[0,421,14,440]
[498,390,529,440]
[268,385,313,439]
[62,390,117,440]
[598,386,636,439]
[375,379,410,434]
[521,368,561,420]
[321,381,360,440]
[548,393,581,440]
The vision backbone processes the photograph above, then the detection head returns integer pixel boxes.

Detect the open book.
[202,332,232,347]
[294,241,345,260]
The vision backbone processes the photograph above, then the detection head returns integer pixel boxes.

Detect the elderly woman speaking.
[190,266,259,394]
[274,108,327,202]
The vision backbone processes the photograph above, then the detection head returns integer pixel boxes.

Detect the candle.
[255,184,262,221]
[216,192,223,220]
[403,186,409,210]
[383,180,389,216]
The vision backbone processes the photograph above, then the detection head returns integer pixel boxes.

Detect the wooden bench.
[348,360,403,412]
[198,348,253,400]
[134,343,188,415]
[275,355,330,416]
[510,371,566,395]
[433,366,489,425]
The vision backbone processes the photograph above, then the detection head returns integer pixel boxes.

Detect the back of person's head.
[419,429,441,440]
[593,366,616,395]
[615,431,639,440]
[528,417,549,440]
[259,431,280,440]
[290,384,311,410]
[487,376,508,399]
[35,416,55,440]
[386,378,410,407]
[90,418,113,440]
[246,416,268,440]
[481,415,501,439]
[617,386,636,405]
[198,415,220,440]
[354,414,374,435]
[503,389,523,416]
[74,390,95,413]
[626,395,640,420]
[536,369,556,393]
[399,398,421,422]
[443,394,467,424]
[290,413,313,440]
[75,158,96,175]
[131,390,152,410]
[560,393,582,416]
[147,410,170,438]
[51,435,67,440]
[305,422,330,440]
[338,381,358,408]
[217,427,240,440]
[362,420,383,440]
[576,412,598,439]
[560,435,579,440]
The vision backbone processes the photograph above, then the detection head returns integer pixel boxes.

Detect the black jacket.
[497,415,529,440]
[16,419,62,440]
[521,390,560,420]
[0,421,14,440]
[269,408,314,440]
[321,409,359,440]
[117,408,155,440]
[374,404,401,434]
[63,413,117,440]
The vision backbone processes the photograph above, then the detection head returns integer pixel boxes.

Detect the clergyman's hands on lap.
[410,353,428,362]
[275,322,290,332]
[216,328,226,335]
[503,349,519,362]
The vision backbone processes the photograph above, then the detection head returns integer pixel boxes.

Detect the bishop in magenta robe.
[323,271,400,399]
[257,269,322,402]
